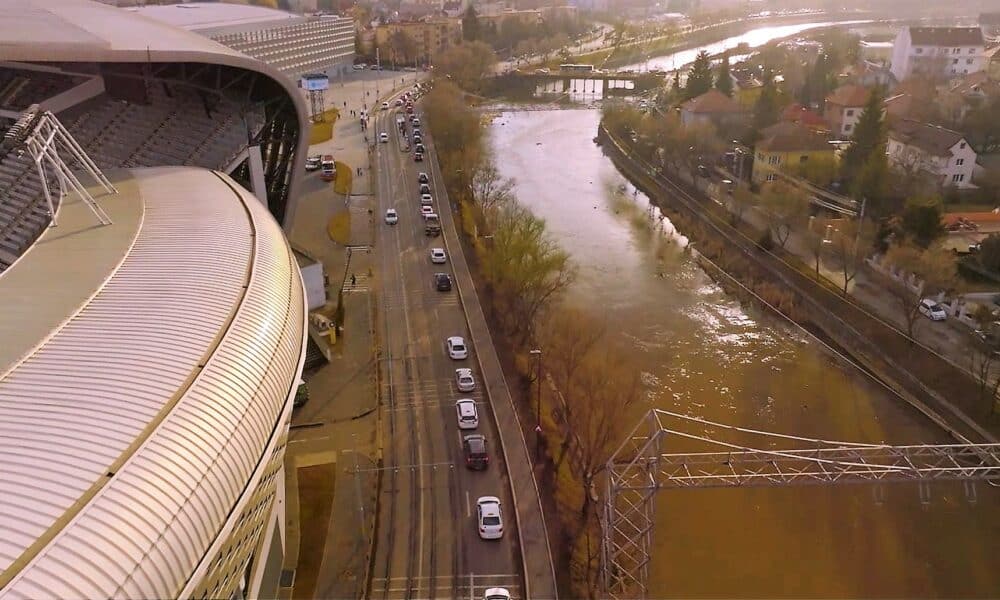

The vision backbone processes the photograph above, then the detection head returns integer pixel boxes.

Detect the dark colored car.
[463,434,489,470]
[419,183,431,195]
[418,172,429,183]
[415,143,426,154]
[414,152,424,162]
[435,273,452,291]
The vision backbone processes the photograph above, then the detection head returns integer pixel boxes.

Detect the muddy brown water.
[488,108,1000,598]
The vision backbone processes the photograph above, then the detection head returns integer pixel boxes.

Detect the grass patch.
[309,108,340,145]
[328,210,351,245]
[292,463,336,600]
[334,160,353,195]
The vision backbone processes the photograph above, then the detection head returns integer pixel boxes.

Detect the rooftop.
[757,121,833,153]
[128,2,303,32]
[680,89,743,114]
[0,166,304,598]
[826,83,871,108]
[907,26,984,47]
[781,102,830,130]
[889,119,968,157]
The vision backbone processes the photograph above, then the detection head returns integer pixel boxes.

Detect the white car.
[420,205,435,218]
[304,155,321,171]
[381,101,389,109]
[484,589,511,600]
[456,368,476,392]
[455,398,479,429]
[420,193,433,205]
[379,132,389,143]
[476,496,503,539]
[384,208,398,225]
[919,298,947,321]
[447,336,468,359]
[430,248,447,263]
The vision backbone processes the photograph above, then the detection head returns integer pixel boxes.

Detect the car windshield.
[482,516,500,525]
[453,344,465,351]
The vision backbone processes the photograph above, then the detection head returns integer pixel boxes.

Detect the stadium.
[0,0,315,598]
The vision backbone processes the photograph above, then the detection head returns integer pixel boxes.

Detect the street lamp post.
[529,348,542,463]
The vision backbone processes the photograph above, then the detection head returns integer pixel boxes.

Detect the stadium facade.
[131,2,357,80]
[0,1,310,598]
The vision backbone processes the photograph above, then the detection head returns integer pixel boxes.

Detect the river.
[487,24,1000,599]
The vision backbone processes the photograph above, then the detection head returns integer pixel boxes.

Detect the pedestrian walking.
[350,273,356,287]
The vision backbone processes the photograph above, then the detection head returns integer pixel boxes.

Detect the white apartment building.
[890,27,986,81]
[887,119,978,188]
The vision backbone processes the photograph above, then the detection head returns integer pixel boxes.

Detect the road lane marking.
[465,490,471,518]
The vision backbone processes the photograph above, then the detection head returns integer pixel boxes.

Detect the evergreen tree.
[840,87,886,183]
[799,52,833,107]
[715,52,733,97]
[851,150,889,210]
[751,69,780,131]
[685,51,713,99]
[671,70,681,97]
[462,5,481,42]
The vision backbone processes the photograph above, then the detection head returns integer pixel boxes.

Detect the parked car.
[435,272,452,291]
[483,589,510,600]
[418,172,429,184]
[476,496,503,539]
[352,63,366,71]
[455,368,476,392]
[447,336,468,359]
[384,208,398,225]
[304,155,321,171]
[455,398,479,429]
[430,248,447,263]
[918,298,947,321]
[463,434,490,470]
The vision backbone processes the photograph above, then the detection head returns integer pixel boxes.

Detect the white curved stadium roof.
[127,2,305,32]
[0,166,306,598]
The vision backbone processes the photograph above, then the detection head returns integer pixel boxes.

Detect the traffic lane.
[417,128,524,580]
[396,127,520,579]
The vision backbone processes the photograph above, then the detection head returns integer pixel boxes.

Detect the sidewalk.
[281,70,419,600]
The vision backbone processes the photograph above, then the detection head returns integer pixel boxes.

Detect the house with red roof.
[678,89,745,131]
[780,103,830,132]
[824,84,872,137]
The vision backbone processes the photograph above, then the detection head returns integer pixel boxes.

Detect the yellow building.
[752,122,836,184]
[375,19,463,65]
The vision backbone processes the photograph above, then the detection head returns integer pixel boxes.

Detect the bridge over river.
[489,69,664,97]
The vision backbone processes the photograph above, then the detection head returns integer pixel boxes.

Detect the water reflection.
[488,108,1000,598]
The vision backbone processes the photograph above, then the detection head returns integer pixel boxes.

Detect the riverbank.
[597,121,1000,444]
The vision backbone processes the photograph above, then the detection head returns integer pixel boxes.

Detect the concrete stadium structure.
[0,1,309,598]
[131,2,356,80]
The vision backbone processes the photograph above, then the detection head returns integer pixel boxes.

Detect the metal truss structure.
[3,105,116,226]
[600,409,1000,599]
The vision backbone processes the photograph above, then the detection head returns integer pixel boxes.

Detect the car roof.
[448,336,464,344]
[456,368,472,376]
[484,588,511,599]
[456,399,476,412]
[432,247,444,253]
[477,496,501,510]
[465,434,486,450]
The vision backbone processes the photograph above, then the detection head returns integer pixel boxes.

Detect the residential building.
[981,12,1000,39]
[751,122,834,183]
[884,92,917,122]
[824,83,871,137]
[479,9,543,31]
[936,71,1000,124]
[860,40,893,64]
[752,122,835,184]
[889,27,986,81]
[844,60,897,89]
[375,18,463,64]
[887,119,978,188]
[678,88,744,130]
[780,102,830,133]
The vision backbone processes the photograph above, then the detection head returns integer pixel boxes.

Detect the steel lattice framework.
[600,409,1000,599]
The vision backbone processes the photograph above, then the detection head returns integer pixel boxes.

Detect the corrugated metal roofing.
[0,166,304,598]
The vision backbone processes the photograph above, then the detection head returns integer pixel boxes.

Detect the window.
[768,155,780,165]
[953,48,960,54]
[953,58,959,64]
[846,109,855,116]
[969,48,975,54]
[915,47,924,54]
[956,158,964,166]
[960,142,967,149]
[799,155,809,163]
[766,173,776,182]
[967,58,974,64]
[952,174,965,183]
[844,123,853,132]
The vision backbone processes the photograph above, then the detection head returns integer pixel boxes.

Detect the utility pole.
[853,196,867,262]
[352,433,365,539]
[529,348,542,463]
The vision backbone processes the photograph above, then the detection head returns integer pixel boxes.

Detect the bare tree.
[969,343,1000,416]
[829,218,869,295]
[758,181,809,248]
[803,222,826,279]
[470,161,515,222]
[883,244,958,339]
[724,186,754,227]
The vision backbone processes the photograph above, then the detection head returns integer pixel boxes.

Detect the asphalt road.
[369,93,522,600]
